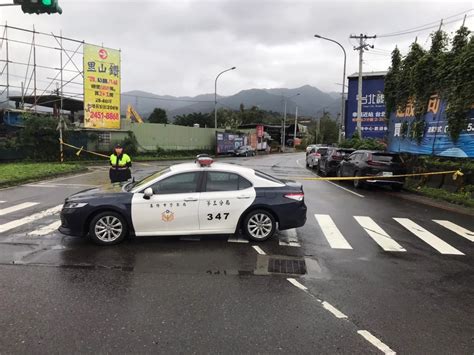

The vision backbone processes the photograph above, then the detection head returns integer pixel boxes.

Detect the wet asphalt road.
[0,153,473,354]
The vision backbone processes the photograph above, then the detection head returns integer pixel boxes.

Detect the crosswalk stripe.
[0,202,39,216]
[279,228,301,247]
[28,220,61,236]
[314,214,352,249]
[227,236,249,243]
[0,205,63,234]
[393,218,464,255]
[354,216,406,252]
[433,220,474,242]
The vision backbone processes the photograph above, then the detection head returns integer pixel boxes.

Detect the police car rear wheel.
[89,212,127,245]
[243,210,276,241]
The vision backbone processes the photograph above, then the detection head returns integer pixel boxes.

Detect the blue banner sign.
[345,75,387,139]
[387,96,474,158]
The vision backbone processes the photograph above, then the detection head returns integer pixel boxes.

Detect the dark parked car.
[337,150,406,191]
[318,147,355,176]
[234,145,256,157]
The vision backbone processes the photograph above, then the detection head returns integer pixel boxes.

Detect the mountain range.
[0,85,341,121]
[121,85,341,121]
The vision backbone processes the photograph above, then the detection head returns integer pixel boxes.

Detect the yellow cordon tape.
[294,170,464,181]
[59,139,110,158]
[59,139,152,166]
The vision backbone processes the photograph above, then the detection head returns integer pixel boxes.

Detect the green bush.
[18,114,61,161]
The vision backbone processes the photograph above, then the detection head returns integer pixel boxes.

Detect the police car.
[59,155,307,245]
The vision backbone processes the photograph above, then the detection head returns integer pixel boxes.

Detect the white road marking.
[323,179,365,198]
[279,228,301,247]
[0,202,39,216]
[252,245,266,255]
[433,220,474,242]
[357,330,396,355]
[286,278,308,291]
[296,157,364,198]
[279,240,302,247]
[28,220,61,236]
[227,236,249,243]
[394,218,464,255]
[322,301,348,319]
[354,216,406,252]
[314,214,352,249]
[179,236,201,241]
[0,201,5,203]
[24,183,97,188]
[0,205,63,234]
[43,171,96,182]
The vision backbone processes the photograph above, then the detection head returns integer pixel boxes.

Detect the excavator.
[126,104,144,123]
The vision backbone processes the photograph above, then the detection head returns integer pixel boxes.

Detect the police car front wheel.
[243,209,276,242]
[89,211,127,245]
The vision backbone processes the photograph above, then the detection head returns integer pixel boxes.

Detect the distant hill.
[122,85,340,121]
[1,86,340,121]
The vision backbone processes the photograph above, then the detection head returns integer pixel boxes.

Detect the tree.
[174,112,213,127]
[19,114,60,161]
[148,108,168,124]
[305,112,338,145]
[384,47,402,120]
[445,26,473,141]
[383,25,473,143]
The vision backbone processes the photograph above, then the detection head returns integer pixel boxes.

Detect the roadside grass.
[405,184,474,209]
[0,163,87,188]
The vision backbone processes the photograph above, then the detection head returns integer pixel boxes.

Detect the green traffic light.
[42,0,52,5]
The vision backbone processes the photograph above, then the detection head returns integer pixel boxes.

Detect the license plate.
[382,171,393,177]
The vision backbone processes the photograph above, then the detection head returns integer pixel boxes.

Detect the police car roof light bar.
[196,154,213,167]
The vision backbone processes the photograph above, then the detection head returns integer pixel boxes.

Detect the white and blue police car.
[59,155,307,245]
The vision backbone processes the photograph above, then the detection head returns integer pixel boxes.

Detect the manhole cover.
[267,257,306,275]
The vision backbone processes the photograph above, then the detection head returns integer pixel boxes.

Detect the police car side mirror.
[143,187,153,200]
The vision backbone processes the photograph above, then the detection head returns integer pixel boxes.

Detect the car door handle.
[184,197,198,202]
[237,195,251,199]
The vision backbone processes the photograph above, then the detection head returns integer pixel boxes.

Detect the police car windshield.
[126,168,171,191]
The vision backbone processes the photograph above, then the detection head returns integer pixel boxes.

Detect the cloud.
[1,0,472,97]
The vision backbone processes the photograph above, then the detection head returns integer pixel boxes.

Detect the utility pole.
[293,106,298,148]
[350,33,376,137]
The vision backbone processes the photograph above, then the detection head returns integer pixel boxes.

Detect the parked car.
[318,147,355,176]
[337,150,406,191]
[305,144,318,156]
[234,145,256,157]
[306,147,329,169]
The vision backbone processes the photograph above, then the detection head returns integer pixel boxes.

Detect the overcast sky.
[1,0,473,98]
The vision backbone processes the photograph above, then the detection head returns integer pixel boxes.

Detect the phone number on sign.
[88,111,119,120]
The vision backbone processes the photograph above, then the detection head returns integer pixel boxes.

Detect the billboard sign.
[83,44,121,129]
[216,132,246,154]
[256,125,264,138]
[345,75,387,138]
[388,97,474,158]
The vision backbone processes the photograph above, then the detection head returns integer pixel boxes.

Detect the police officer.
[109,144,132,183]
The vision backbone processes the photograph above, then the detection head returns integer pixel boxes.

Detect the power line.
[378,9,472,37]
[378,14,473,38]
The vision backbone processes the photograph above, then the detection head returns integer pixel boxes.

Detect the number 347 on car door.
[207,213,229,221]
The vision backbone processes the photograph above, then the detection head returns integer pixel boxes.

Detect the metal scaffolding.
[0,22,97,112]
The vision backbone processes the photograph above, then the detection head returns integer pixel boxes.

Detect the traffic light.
[14,0,62,14]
